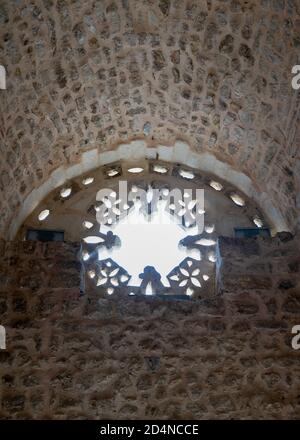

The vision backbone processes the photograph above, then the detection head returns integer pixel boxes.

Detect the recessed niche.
[20,159,270,300]
[26,229,64,242]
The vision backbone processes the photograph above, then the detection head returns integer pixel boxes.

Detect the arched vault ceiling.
[0,0,300,236]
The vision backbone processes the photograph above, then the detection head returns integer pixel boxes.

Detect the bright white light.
[195,238,216,246]
[88,270,96,279]
[107,169,119,177]
[82,177,94,185]
[38,209,50,221]
[83,221,94,229]
[128,167,144,174]
[210,180,223,191]
[179,169,194,179]
[97,202,199,286]
[60,187,72,198]
[153,164,168,174]
[83,236,104,244]
[205,224,215,234]
[253,216,263,228]
[82,251,90,261]
[186,287,194,296]
[230,193,245,207]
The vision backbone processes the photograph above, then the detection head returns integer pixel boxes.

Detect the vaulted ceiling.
[0,0,300,237]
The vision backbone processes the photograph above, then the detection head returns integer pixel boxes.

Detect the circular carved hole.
[230,193,245,207]
[38,209,50,221]
[82,177,94,185]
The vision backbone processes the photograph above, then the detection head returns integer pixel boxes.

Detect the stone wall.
[0,236,300,419]
[217,232,300,295]
[0,0,299,235]
[295,157,300,230]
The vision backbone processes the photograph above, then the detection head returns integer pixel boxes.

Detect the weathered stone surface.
[0,0,300,420]
[218,237,260,257]
[0,0,299,237]
[0,237,299,419]
[224,275,272,291]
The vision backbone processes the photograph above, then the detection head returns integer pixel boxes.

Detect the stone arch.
[0,0,299,238]
[9,139,289,239]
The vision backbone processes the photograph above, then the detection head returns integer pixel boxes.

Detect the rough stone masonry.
[0,0,300,236]
[0,234,299,419]
[1,0,300,421]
